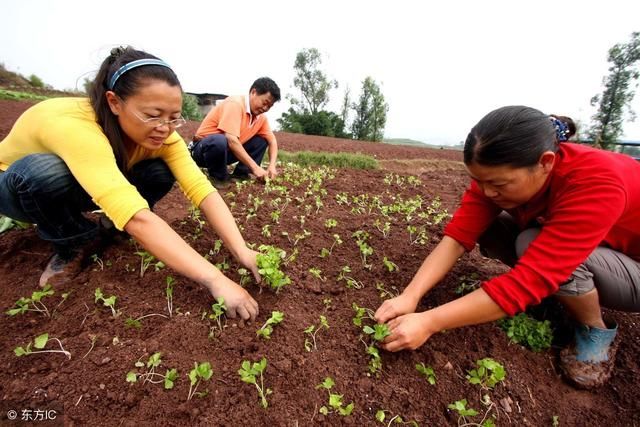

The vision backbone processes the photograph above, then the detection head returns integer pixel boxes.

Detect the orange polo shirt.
[195,95,276,145]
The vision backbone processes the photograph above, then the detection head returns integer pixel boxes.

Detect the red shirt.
[444,143,640,316]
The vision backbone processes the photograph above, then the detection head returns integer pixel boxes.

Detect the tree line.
[277,48,388,142]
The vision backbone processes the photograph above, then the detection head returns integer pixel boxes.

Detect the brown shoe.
[39,252,83,288]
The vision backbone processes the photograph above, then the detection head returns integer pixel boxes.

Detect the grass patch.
[277,150,378,170]
[0,89,51,102]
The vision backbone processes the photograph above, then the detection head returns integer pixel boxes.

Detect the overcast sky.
[2,0,639,145]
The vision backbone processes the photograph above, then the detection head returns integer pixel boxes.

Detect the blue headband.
[108,59,171,90]
[550,117,570,142]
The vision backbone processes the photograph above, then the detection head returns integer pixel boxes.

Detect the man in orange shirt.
[190,77,281,188]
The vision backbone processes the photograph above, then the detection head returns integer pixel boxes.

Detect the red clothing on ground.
[444,143,640,316]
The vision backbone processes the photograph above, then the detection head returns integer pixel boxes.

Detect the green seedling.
[467,358,506,389]
[324,218,338,229]
[214,257,230,271]
[352,230,373,268]
[352,303,374,327]
[498,313,553,352]
[353,304,389,376]
[14,333,70,359]
[238,268,251,287]
[7,285,55,317]
[270,209,281,224]
[238,357,272,408]
[257,311,284,339]
[208,297,227,338]
[126,352,178,390]
[448,399,478,421]
[363,323,391,342]
[94,288,118,317]
[135,250,156,278]
[406,225,428,245]
[309,267,326,282]
[316,377,354,417]
[165,276,175,318]
[212,239,223,255]
[375,409,419,426]
[415,362,436,385]
[323,298,332,310]
[375,282,400,299]
[284,247,299,266]
[256,245,291,293]
[262,224,271,237]
[454,273,481,295]
[373,219,391,238]
[337,266,364,289]
[304,315,329,352]
[382,256,398,272]
[187,361,213,400]
[90,253,104,271]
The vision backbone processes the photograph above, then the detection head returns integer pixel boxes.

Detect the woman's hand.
[374,293,420,324]
[205,274,258,322]
[381,311,436,352]
[236,247,262,284]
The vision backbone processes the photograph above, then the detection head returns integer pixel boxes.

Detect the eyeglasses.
[130,110,187,129]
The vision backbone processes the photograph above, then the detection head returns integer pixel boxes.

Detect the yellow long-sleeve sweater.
[0,97,215,230]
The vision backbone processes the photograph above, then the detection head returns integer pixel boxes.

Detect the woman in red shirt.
[375,105,640,388]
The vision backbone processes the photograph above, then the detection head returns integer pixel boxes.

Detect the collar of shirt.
[245,94,256,128]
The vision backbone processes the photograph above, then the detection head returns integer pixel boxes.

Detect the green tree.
[290,48,337,114]
[277,108,347,138]
[28,74,45,88]
[589,32,640,149]
[351,77,388,142]
[181,93,203,121]
[340,86,351,130]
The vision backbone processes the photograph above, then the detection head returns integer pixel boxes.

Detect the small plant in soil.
[324,218,338,229]
[126,352,178,390]
[256,245,291,293]
[165,276,175,318]
[261,224,271,237]
[304,315,329,352]
[406,225,428,245]
[135,249,161,278]
[319,233,343,258]
[467,358,506,389]
[94,288,118,317]
[454,273,481,295]
[337,266,364,289]
[256,311,284,339]
[382,256,398,272]
[375,282,400,299]
[7,285,54,317]
[448,399,478,423]
[375,409,419,426]
[208,297,227,338]
[308,267,326,281]
[187,361,213,401]
[352,303,390,375]
[237,268,251,287]
[373,219,391,238]
[14,333,71,359]
[415,362,436,385]
[498,312,553,352]
[352,230,374,269]
[90,253,104,270]
[238,357,271,408]
[316,377,354,417]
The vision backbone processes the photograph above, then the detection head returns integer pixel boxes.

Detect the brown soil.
[1,99,639,426]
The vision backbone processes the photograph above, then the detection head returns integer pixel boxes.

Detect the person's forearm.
[124,209,222,287]
[199,191,248,259]
[427,287,507,333]
[404,236,466,303]
[226,134,259,173]
[267,140,278,167]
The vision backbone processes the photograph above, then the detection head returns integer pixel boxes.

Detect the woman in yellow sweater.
[0,46,260,321]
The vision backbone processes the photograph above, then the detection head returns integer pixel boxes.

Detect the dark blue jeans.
[191,134,268,180]
[0,154,175,256]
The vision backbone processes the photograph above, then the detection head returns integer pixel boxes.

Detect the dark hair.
[550,114,576,139]
[89,46,181,172]
[250,77,281,102]
[463,106,573,168]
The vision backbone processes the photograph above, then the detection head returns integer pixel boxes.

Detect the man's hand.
[374,293,420,324]
[381,311,435,352]
[236,248,262,284]
[266,165,278,179]
[251,167,268,181]
[205,275,258,322]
